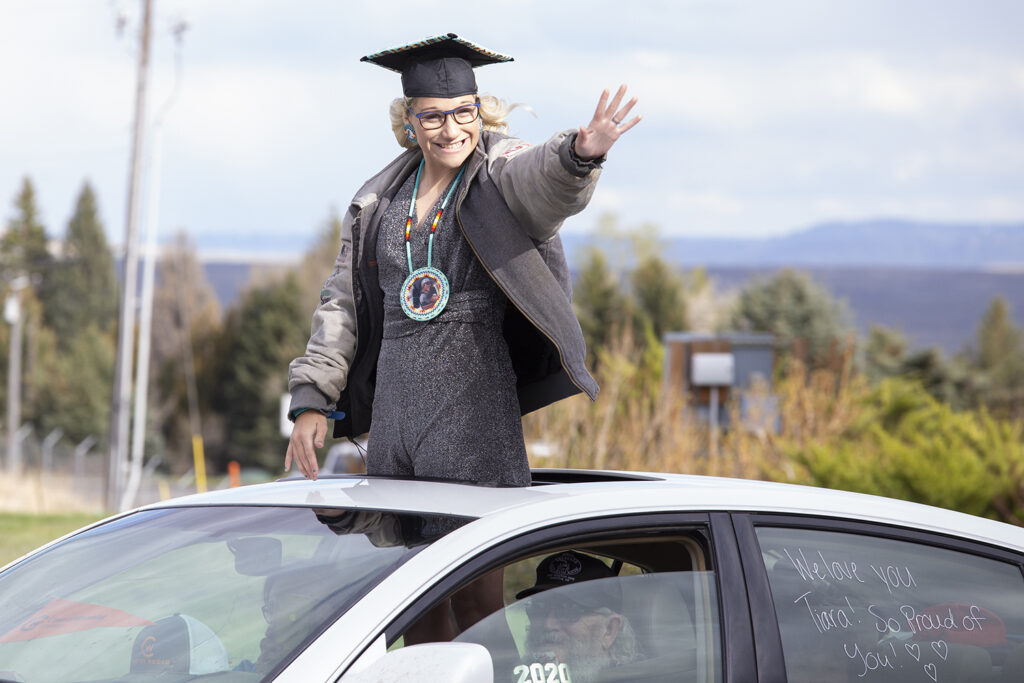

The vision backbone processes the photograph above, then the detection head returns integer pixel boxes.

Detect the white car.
[2,470,1024,683]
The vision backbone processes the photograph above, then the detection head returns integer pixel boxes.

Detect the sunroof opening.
[529,469,664,486]
[276,471,665,486]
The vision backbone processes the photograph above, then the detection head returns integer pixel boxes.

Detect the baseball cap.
[129,614,229,675]
[516,551,621,612]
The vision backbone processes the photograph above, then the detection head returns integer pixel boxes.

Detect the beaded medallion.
[401,267,449,321]
[400,159,466,321]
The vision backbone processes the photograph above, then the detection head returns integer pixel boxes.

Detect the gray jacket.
[288,130,600,437]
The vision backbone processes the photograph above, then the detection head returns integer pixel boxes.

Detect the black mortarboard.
[361,33,513,98]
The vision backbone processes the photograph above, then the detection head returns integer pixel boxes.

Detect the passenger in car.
[517,551,641,682]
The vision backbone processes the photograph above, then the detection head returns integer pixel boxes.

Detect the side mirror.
[342,643,493,683]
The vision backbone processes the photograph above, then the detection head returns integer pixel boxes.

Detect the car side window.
[756,526,1024,683]
[394,536,723,683]
[466,566,720,683]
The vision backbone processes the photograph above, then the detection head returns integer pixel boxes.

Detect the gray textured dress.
[366,169,531,487]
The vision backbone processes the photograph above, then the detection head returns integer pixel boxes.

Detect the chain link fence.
[1,428,245,514]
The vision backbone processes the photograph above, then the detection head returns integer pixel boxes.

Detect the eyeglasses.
[413,103,481,130]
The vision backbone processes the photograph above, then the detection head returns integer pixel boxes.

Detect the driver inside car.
[235,563,338,674]
[516,551,642,683]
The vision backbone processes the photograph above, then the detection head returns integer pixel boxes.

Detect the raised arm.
[488,85,642,241]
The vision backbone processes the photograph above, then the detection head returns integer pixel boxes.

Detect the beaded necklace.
[399,159,467,321]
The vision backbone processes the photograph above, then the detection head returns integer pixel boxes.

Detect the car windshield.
[0,505,471,682]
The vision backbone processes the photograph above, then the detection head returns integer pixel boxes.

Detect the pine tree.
[970,296,1024,418]
[2,178,51,433]
[21,183,119,445]
[862,325,968,406]
[863,325,908,382]
[41,182,118,344]
[976,297,1023,372]
[2,177,51,281]
[627,225,689,341]
[573,247,630,359]
[31,324,114,442]
[212,274,308,471]
[630,254,688,341]
[728,269,852,371]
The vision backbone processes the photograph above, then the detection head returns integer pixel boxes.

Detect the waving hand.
[573,85,642,161]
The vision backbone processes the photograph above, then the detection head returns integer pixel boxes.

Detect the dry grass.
[524,330,865,484]
[1,334,865,511]
[0,470,105,515]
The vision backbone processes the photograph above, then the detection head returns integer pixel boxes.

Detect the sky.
[2,0,1023,259]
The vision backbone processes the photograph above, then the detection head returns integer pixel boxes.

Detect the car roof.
[140,470,1024,553]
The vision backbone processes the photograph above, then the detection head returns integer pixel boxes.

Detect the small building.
[662,332,777,429]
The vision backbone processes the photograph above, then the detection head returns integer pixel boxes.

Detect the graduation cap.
[361,33,513,98]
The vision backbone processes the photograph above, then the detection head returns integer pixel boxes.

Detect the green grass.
[0,512,106,567]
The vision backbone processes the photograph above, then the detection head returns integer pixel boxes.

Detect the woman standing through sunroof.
[285,33,640,486]
[284,31,640,645]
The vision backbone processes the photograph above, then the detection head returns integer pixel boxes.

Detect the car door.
[732,513,1024,683]
[340,512,759,683]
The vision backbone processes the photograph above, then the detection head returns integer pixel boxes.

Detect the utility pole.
[121,17,186,512]
[107,0,152,511]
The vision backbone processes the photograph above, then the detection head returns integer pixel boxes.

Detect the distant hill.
[200,219,1024,356]
[705,267,1024,356]
[560,219,1024,268]
[202,262,254,312]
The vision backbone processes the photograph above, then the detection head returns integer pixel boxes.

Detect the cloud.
[842,55,922,115]
[169,65,325,167]
[539,48,1017,133]
[1,0,1022,253]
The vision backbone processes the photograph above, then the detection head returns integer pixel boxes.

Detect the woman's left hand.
[574,84,642,161]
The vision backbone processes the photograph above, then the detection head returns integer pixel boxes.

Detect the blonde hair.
[389,95,516,149]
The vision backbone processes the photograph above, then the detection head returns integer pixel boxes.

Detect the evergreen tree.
[41,182,118,344]
[969,296,1024,418]
[728,269,852,371]
[212,274,308,471]
[573,247,630,359]
[863,325,908,382]
[976,297,1024,371]
[862,325,968,406]
[627,225,689,341]
[898,347,966,408]
[630,254,688,341]
[2,178,51,433]
[31,324,114,442]
[2,177,51,281]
